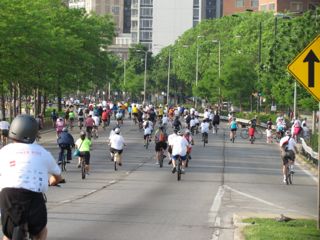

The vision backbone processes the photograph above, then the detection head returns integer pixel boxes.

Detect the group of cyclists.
[0,98,312,240]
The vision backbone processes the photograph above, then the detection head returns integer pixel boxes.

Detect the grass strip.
[242,218,320,240]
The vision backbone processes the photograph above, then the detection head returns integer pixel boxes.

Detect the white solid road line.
[295,162,318,183]
[209,185,225,240]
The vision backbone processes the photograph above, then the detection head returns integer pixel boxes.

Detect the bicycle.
[285,162,294,185]
[202,132,208,147]
[240,126,263,140]
[213,124,219,134]
[80,155,86,179]
[157,147,165,168]
[92,127,98,139]
[144,134,150,149]
[176,155,183,181]
[61,151,67,172]
[111,151,121,171]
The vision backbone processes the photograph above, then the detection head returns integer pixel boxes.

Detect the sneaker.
[168,160,172,165]
[77,163,81,168]
[118,162,122,166]
[67,160,71,163]
[155,162,159,165]
[172,167,176,174]
[181,169,186,174]
[58,161,62,165]
[189,155,192,160]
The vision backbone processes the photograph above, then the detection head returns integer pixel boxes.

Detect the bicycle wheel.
[159,153,163,168]
[240,129,249,139]
[288,170,293,184]
[202,134,206,147]
[81,158,86,179]
[61,154,67,172]
[255,128,263,139]
[145,136,149,149]
[177,159,181,181]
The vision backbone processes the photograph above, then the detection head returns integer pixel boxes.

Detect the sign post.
[288,34,320,229]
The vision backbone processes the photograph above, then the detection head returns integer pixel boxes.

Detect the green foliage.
[243,218,320,240]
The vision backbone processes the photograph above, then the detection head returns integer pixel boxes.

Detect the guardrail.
[300,137,318,166]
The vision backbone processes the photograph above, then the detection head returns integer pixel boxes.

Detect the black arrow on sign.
[303,50,319,88]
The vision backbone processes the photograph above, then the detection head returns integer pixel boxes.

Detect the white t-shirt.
[109,134,125,150]
[0,121,10,130]
[200,122,210,133]
[266,129,272,137]
[279,136,296,151]
[0,143,61,192]
[92,115,100,126]
[190,119,196,127]
[172,136,189,156]
[204,111,210,119]
[162,116,168,125]
[168,133,178,146]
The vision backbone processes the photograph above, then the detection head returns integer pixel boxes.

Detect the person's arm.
[49,174,63,186]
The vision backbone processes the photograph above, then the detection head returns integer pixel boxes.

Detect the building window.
[141,0,153,5]
[251,0,258,7]
[290,2,303,12]
[309,3,319,10]
[112,6,120,15]
[140,19,152,29]
[194,0,199,7]
[269,3,275,11]
[235,0,244,8]
[141,7,152,17]
[140,31,152,41]
[193,8,199,19]
[131,9,138,17]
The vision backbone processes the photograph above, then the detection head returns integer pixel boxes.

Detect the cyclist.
[279,131,297,183]
[172,116,182,131]
[108,128,126,166]
[101,108,109,129]
[57,127,75,165]
[68,109,75,130]
[50,109,58,128]
[184,129,194,160]
[143,118,153,147]
[154,125,168,164]
[132,104,139,124]
[116,110,123,126]
[200,119,210,143]
[0,119,10,146]
[0,115,62,240]
[85,114,94,139]
[229,117,238,141]
[167,128,178,165]
[75,131,92,175]
[77,108,85,130]
[212,111,220,134]
[92,113,100,138]
[55,117,65,137]
[171,130,189,174]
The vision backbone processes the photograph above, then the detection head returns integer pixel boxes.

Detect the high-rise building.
[259,0,320,13]
[223,0,259,16]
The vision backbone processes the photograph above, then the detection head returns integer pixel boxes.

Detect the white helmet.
[114,128,120,134]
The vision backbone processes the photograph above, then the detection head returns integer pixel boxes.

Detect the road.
[1,119,318,240]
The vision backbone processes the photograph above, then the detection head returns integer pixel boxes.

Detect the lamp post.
[136,50,148,104]
[167,48,171,105]
[195,35,204,108]
[212,39,221,108]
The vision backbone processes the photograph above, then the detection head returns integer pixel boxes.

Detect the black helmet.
[9,115,38,144]
[80,131,86,137]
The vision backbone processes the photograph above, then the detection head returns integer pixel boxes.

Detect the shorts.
[281,150,295,165]
[155,141,167,152]
[0,129,9,137]
[172,154,187,161]
[0,188,47,239]
[86,126,93,133]
[231,128,237,132]
[110,147,123,155]
[79,151,90,165]
[144,134,151,140]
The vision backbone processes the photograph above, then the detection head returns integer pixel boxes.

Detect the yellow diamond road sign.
[288,34,320,101]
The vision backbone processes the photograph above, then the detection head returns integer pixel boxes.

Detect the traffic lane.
[224,136,317,218]
[47,138,225,240]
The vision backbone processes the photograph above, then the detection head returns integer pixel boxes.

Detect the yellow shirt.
[132,106,138,113]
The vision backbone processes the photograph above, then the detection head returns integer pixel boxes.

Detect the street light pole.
[143,51,147,104]
[167,49,171,105]
[195,35,203,108]
[136,49,148,104]
[213,39,221,108]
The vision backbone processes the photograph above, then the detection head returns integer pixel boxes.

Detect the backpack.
[159,132,166,142]
[281,137,290,151]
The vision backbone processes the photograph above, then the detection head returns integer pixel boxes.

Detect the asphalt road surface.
[1,118,317,240]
